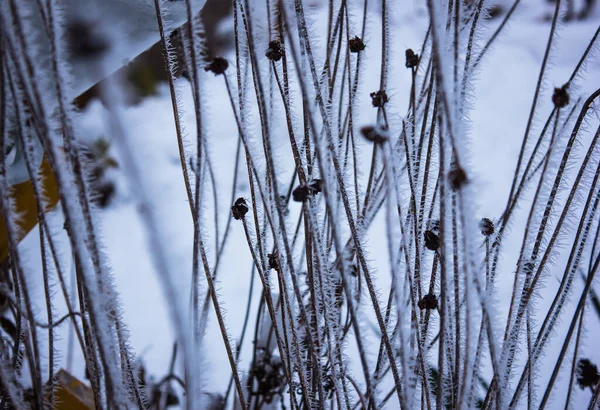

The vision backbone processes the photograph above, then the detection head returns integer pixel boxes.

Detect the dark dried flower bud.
[66,20,109,59]
[292,185,310,202]
[268,253,279,272]
[231,197,249,220]
[293,179,323,202]
[424,230,440,251]
[418,293,438,310]
[577,359,600,390]
[204,57,229,75]
[479,218,494,236]
[370,90,389,108]
[265,40,284,61]
[552,84,570,108]
[349,36,366,53]
[360,125,389,144]
[405,49,419,69]
[448,166,468,191]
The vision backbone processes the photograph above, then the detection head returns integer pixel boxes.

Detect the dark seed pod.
[577,359,600,390]
[479,218,494,236]
[424,230,440,251]
[448,166,468,191]
[552,84,570,108]
[204,57,229,75]
[418,293,438,310]
[292,185,310,202]
[66,20,109,59]
[268,253,280,272]
[405,49,419,69]
[360,125,388,144]
[265,40,284,61]
[349,36,366,53]
[370,90,389,108]
[231,197,249,220]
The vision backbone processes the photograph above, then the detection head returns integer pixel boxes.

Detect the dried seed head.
[405,49,419,69]
[265,40,284,61]
[424,230,440,251]
[552,84,570,108]
[231,197,249,220]
[370,90,389,108]
[66,20,109,59]
[577,359,600,390]
[448,166,468,191]
[418,293,438,310]
[204,57,229,75]
[360,125,389,144]
[293,179,323,202]
[349,36,366,53]
[479,218,495,236]
[268,253,280,272]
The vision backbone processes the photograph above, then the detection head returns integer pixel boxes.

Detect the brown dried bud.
[370,90,389,108]
[360,125,389,144]
[268,253,280,271]
[204,57,229,75]
[424,230,440,251]
[231,197,249,220]
[265,40,284,62]
[293,179,323,202]
[349,36,366,53]
[552,84,569,108]
[405,49,419,69]
[448,166,468,191]
[418,293,438,310]
[577,359,600,390]
[479,218,494,236]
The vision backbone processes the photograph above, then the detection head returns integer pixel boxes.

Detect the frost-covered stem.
[564,303,585,408]
[501,0,561,230]
[451,194,460,409]
[538,242,600,409]
[152,0,195,216]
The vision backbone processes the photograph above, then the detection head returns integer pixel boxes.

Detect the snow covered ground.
[17,0,600,408]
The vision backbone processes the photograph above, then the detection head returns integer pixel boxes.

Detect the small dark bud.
[577,359,600,390]
[405,49,419,69]
[293,179,323,202]
[293,185,309,202]
[268,253,279,272]
[231,197,249,220]
[360,125,389,144]
[479,218,494,236]
[370,90,389,108]
[349,36,366,53]
[552,84,569,108]
[418,293,438,310]
[448,166,468,191]
[66,20,109,59]
[204,57,229,75]
[424,230,440,251]
[265,40,284,61]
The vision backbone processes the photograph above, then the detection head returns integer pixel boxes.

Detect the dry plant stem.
[564,291,586,408]
[152,0,195,216]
